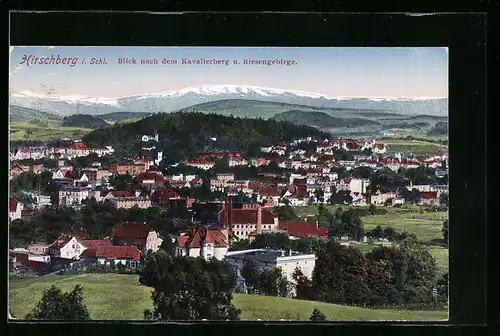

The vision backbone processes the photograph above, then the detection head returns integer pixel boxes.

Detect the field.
[383,139,447,155]
[292,204,449,275]
[9,273,447,321]
[9,123,93,141]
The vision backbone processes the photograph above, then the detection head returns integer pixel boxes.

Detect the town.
[9,129,449,320]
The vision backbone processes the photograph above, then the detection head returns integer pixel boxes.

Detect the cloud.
[10,46,14,53]
[443,47,448,54]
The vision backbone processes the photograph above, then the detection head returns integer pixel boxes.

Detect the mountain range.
[9,84,448,118]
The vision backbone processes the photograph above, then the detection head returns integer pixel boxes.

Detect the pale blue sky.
[9,47,448,98]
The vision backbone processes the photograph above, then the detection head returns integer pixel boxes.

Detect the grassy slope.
[293,204,449,276]
[9,123,93,141]
[384,139,447,155]
[8,273,447,321]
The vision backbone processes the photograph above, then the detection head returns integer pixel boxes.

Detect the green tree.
[148,257,240,320]
[309,308,327,321]
[25,285,90,320]
[260,267,289,297]
[241,260,262,294]
[292,267,314,300]
[442,220,449,244]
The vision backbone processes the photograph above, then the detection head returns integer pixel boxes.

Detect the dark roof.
[218,208,277,226]
[279,221,328,238]
[94,246,141,261]
[113,222,154,240]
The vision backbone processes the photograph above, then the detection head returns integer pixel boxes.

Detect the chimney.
[257,204,262,234]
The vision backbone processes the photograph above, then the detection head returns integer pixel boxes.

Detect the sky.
[9,47,448,98]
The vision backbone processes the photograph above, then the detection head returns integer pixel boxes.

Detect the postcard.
[8,46,449,322]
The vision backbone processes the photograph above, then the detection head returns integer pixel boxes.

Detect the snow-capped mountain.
[9,84,448,117]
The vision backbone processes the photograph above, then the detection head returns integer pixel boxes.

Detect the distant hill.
[427,121,448,136]
[9,105,62,124]
[96,112,153,123]
[62,114,110,129]
[272,110,379,129]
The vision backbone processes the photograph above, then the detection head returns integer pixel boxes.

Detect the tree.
[241,260,262,294]
[442,220,449,244]
[309,308,327,321]
[148,257,240,320]
[292,268,314,300]
[25,285,90,320]
[314,188,325,203]
[439,192,449,207]
[260,267,289,297]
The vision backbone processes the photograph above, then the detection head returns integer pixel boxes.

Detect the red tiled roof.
[94,245,141,261]
[177,226,229,249]
[420,191,438,199]
[278,221,329,238]
[113,222,154,240]
[9,197,18,212]
[82,238,113,248]
[135,171,165,183]
[49,234,74,250]
[151,188,180,202]
[218,208,277,225]
[69,141,86,149]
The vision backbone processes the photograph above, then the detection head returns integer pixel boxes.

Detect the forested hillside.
[82,112,330,163]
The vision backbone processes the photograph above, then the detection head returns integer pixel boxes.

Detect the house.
[80,238,114,258]
[91,246,141,269]
[369,191,397,205]
[9,197,23,221]
[113,222,162,252]
[48,234,87,259]
[109,163,148,176]
[134,171,165,187]
[28,243,50,255]
[109,196,151,209]
[103,190,133,200]
[150,188,181,208]
[9,249,51,272]
[278,221,328,239]
[175,225,229,260]
[58,187,89,207]
[184,158,216,170]
[218,203,280,240]
[419,191,439,205]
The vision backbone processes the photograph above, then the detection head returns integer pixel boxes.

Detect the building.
[113,222,162,252]
[28,243,50,255]
[58,187,89,208]
[419,191,439,205]
[175,225,229,260]
[218,202,279,241]
[109,163,148,176]
[109,196,151,209]
[80,238,114,258]
[278,221,328,239]
[184,158,216,170]
[94,246,141,269]
[48,234,87,260]
[224,249,316,283]
[9,197,23,221]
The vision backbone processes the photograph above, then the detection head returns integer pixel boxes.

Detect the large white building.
[224,249,316,283]
[58,187,89,207]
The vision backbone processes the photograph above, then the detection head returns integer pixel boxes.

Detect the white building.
[224,249,317,282]
[175,226,229,260]
[58,187,89,207]
[49,234,87,259]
